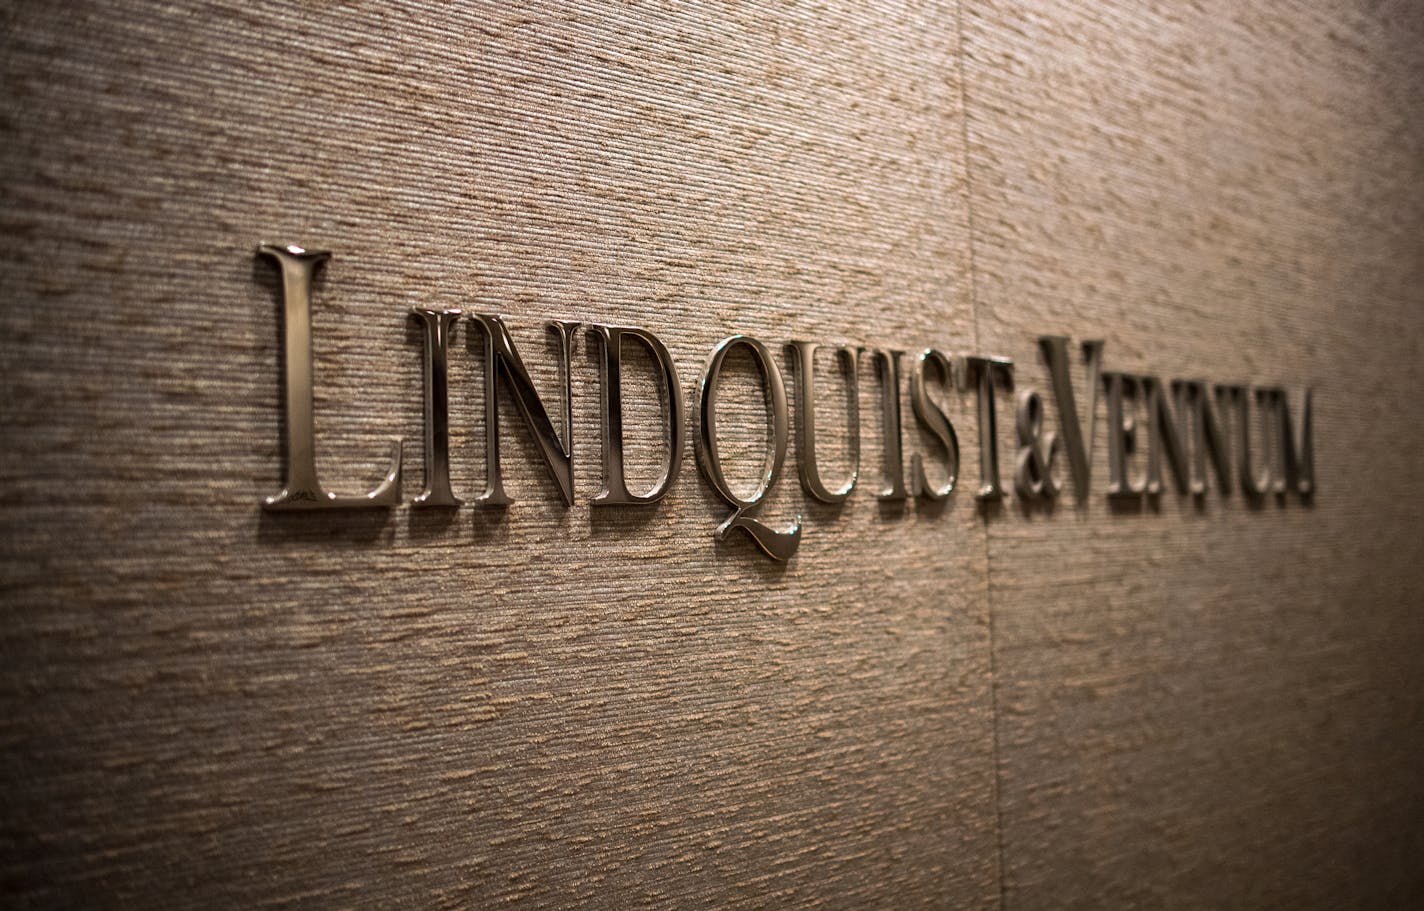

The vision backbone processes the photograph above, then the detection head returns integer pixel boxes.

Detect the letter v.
[1037,336,1103,503]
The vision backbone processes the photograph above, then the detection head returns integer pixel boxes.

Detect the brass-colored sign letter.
[965,355,1014,501]
[588,324,686,505]
[786,342,860,504]
[411,308,462,507]
[910,349,959,501]
[257,244,402,510]
[696,336,802,560]
[467,315,578,508]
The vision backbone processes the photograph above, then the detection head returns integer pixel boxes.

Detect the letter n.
[467,315,578,507]
[1266,387,1314,496]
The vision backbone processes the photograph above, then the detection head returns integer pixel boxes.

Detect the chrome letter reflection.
[258,244,403,510]
[588,324,686,505]
[696,335,802,561]
[909,349,959,501]
[786,341,860,504]
[467,315,578,508]
[411,307,462,508]
[255,246,1317,561]
[965,355,1013,501]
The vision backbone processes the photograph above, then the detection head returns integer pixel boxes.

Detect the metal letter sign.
[259,245,403,510]
[258,245,1315,560]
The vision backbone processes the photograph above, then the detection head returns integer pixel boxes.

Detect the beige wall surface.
[2,1,1422,908]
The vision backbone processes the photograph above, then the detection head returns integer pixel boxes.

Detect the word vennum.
[258,245,1315,561]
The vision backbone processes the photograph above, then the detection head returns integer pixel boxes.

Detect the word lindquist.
[258,244,1314,561]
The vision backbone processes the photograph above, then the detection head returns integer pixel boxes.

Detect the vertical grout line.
[949,0,1009,908]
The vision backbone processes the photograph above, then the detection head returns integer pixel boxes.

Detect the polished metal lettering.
[1170,380,1233,495]
[411,308,462,507]
[868,349,909,501]
[1140,376,1191,496]
[257,244,402,510]
[909,349,959,501]
[786,342,860,504]
[467,315,578,507]
[1013,390,1062,500]
[1218,384,1273,497]
[255,245,1319,543]
[964,356,1013,500]
[1266,387,1313,496]
[696,336,802,560]
[1102,371,1147,499]
[587,324,685,505]
[1038,337,1103,502]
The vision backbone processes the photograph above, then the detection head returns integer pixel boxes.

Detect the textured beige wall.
[2,0,1422,908]
[962,2,1424,907]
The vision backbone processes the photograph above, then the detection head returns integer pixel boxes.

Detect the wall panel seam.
[948,0,1008,906]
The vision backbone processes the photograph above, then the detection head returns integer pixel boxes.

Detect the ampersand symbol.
[1014,390,1063,500]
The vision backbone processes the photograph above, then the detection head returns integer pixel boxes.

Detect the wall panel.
[2,0,1422,908]
[0,1,1000,907]
[962,0,1424,906]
